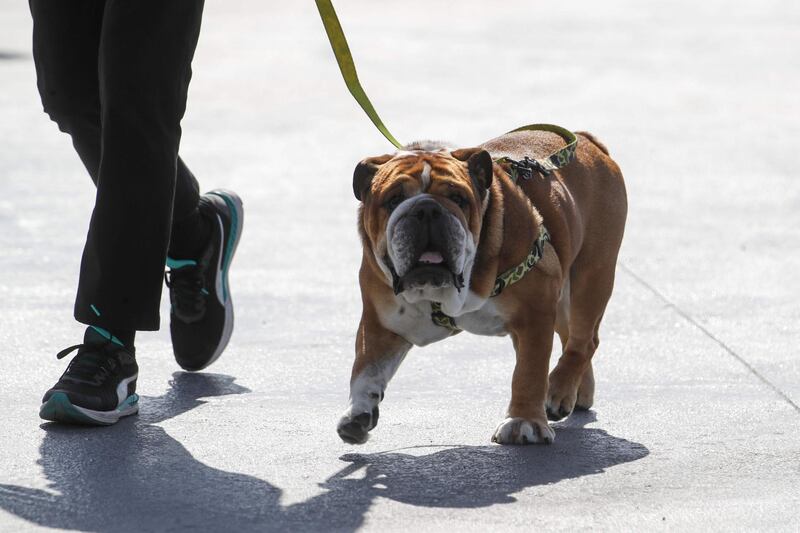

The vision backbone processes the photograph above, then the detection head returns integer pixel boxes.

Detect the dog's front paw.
[491,417,554,445]
[337,406,379,444]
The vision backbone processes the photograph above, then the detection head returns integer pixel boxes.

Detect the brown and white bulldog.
[337,129,627,445]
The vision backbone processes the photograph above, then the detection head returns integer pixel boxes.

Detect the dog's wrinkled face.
[354,146,493,313]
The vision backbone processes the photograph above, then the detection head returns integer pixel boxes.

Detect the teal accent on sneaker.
[117,393,140,412]
[167,258,198,269]
[209,192,239,302]
[90,304,101,316]
[90,326,125,348]
[200,288,209,296]
[39,392,104,425]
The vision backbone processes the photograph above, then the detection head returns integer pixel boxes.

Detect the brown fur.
[347,130,627,444]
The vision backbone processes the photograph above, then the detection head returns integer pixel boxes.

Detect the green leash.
[314,0,578,176]
[315,0,575,331]
[314,0,403,149]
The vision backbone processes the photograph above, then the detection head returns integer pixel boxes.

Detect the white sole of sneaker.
[196,189,243,371]
[39,392,139,426]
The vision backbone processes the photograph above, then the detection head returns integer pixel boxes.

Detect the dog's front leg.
[337,310,411,444]
[492,312,557,445]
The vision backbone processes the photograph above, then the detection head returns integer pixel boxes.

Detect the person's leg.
[33,0,206,424]
[29,0,104,182]
[74,0,206,332]
[29,0,206,319]
[30,0,201,207]
[168,160,210,260]
[29,0,140,425]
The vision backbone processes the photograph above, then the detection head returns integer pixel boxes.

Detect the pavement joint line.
[619,261,800,415]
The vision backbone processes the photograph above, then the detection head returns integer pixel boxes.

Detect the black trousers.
[30,0,205,331]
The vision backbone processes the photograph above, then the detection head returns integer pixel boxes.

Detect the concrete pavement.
[1,0,798,531]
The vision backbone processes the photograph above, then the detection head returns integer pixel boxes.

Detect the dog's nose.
[409,199,442,222]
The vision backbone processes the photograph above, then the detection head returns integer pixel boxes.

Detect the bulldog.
[337,128,627,445]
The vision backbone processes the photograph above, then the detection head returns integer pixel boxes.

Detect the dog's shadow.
[289,410,648,520]
[0,375,648,532]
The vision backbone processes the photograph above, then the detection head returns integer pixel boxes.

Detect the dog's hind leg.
[555,276,571,352]
[575,362,596,411]
[546,259,616,421]
[337,308,412,445]
[554,275,599,411]
[575,309,605,411]
[554,276,597,410]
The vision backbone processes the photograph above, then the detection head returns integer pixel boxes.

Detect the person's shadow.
[0,373,285,531]
[0,375,648,532]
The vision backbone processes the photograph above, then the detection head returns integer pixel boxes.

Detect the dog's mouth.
[388,249,464,295]
[383,194,470,296]
[416,250,446,267]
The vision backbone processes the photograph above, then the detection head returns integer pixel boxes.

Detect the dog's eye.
[449,194,468,208]
[384,194,404,212]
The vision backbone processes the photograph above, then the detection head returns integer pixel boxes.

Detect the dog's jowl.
[338,130,627,445]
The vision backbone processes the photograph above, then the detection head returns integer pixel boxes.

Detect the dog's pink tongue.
[419,251,444,264]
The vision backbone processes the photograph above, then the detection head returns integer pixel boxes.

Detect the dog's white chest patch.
[380,299,451,346]
[455,300,508,336]
[380,294,507,346]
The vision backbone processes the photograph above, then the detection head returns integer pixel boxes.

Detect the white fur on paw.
[491,417,555,445]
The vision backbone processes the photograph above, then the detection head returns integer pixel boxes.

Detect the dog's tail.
[575,131,610,156]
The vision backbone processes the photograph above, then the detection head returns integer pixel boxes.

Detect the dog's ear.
[353,154,393,201]
[451,148,493,195]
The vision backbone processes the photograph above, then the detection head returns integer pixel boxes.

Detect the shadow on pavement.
[283,410,649,528]
[0,51,27,61]
[310,411,648,510]
[0,376,648,532]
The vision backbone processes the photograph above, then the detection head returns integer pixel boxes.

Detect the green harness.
[430,225,551,332]
[494,124,578,181]
[315,0,577,331]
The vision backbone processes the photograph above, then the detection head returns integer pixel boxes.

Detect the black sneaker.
[39,327,139,425]
[165,189,243,371]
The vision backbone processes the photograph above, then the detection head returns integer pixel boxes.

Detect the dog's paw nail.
[492,417,554,445]
[546,400,573,421]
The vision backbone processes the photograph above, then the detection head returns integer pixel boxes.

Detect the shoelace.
[56,343,121,385]
[165,266,207,317]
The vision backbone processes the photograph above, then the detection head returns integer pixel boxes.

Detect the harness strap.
[431,303,459,331]
[431,225,551,332]
[494,124,578,182]
[491,225,550,296]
